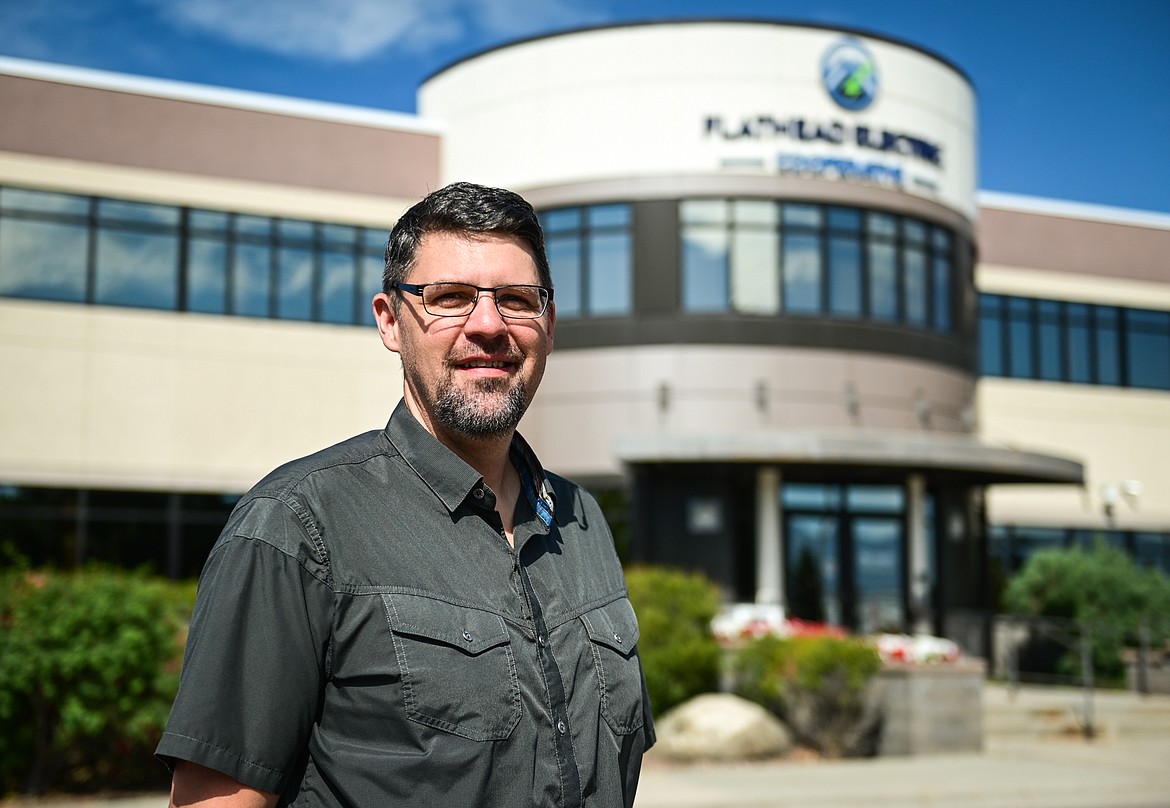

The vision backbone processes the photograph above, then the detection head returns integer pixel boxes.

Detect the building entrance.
[783,484,906,633]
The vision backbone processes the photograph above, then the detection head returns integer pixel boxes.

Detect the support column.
[755,466,784,605]
[907,473,930,634]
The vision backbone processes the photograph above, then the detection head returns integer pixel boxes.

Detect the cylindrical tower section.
[420,21,979,483]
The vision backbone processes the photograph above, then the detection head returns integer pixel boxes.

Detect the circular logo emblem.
[822,39,878,111]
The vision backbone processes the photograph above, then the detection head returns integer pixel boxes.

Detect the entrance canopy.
[615,429,1083,485]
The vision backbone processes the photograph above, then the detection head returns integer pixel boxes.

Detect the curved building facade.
[420,22,1077,647]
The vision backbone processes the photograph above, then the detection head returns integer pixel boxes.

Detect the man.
[157,182,655,807]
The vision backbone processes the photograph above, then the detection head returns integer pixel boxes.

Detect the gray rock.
[653,693,792,762]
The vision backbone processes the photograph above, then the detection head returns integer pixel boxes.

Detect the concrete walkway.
[636,735,1170,808]
[636,683,1170,808]
[8,686,1170,808]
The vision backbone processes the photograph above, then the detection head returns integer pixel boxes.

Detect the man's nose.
[462,292,508,337]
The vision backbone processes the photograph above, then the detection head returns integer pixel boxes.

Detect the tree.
[1003,542,1170,682]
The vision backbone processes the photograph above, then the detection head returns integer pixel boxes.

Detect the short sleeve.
[157,497,334,794]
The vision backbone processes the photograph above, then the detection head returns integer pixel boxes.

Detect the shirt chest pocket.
[382,594,521,742]
[580,597,645,736]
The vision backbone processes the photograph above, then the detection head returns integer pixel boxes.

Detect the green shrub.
[0,565,195,796]
[1003,541,1170,683]
[733,634,882,757]
[625,565,723,714]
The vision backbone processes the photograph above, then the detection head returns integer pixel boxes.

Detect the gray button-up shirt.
[158,400,654,807]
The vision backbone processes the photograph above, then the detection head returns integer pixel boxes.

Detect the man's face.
[373,231,555,443]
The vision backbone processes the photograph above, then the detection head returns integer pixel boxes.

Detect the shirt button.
[557,720,567,735]
[472,488,484,500]
[537,634,546,646]
[462,630,472,642]
[613,633,623,644]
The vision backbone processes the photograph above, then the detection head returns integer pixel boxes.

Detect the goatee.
[433,377,528,439]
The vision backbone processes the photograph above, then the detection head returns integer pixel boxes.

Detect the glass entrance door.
[783,483,906,633]
[785,514,840,625]
[852,516,903,633]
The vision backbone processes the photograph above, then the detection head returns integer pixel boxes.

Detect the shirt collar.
[385,399,555,528]
[509,430,556,529]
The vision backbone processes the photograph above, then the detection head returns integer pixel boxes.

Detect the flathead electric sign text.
[702,116,941,166]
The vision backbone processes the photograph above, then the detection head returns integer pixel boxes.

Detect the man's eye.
[431,289,474,306]
[499,290,540,309]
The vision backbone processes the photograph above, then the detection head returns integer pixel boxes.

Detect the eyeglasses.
[395,282,553,319]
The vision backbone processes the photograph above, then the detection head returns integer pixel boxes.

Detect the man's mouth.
[462,360,512,369]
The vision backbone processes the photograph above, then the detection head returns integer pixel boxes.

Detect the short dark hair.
[382,182,552,298]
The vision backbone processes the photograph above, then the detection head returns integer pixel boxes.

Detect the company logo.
[822,39,878,111]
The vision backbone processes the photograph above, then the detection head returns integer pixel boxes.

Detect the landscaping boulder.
[653,692,792,762]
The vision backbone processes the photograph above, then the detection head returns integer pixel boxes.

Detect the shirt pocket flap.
[581,597,640,655]
[385,593,509,657]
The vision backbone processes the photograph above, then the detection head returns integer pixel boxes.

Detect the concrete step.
[982,683,1170,740]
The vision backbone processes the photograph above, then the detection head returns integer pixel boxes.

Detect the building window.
[990,524,1170,576]
[679,199,957,332]
[979,293,1170,390]
[0,485,238,579]
[541,203,632,318]
[0,185,387,326]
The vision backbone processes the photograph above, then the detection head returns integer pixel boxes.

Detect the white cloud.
[142,0,602,62]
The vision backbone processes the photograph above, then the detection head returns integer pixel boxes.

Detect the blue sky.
[1,0,1167,213]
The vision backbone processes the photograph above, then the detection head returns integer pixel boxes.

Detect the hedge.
[0,565,195,795]
[624,565,723,715]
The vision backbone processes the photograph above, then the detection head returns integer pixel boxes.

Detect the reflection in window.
[978,295,1004,376]
[903,243,927,326]
[683,228,729,311]
[731,201,779,314]
[1126,309,1170,389]
[1037,300,1063,381]
[1,187,90,215]
[828,209,862,317]
[854,517,903,634]
[321,249,357,324]
[980,293,1170,390]
[680,200,957,329]
[277,247,313,321]
[0,218,89,301]
[992,525,1170,576]
[1095,307,1121,385]
[1066,303,1092,383]
[187,239,228,314]
[589,232,632,315]
[542,203,632,318]
[846,485,905,512]
[782,232,821,314]
[547,234,582,316]
[95,229,179,309]
[782,482,909,632]
[867,213,898,321]
[932,229,952,331]
[0,185,386,327]
[1007,297,1034,378]
[232,242,271,317]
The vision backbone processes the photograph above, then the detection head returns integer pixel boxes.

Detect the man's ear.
[545,301,556,354]
[372,293,402,354]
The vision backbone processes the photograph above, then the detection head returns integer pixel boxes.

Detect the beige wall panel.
[525,344,975,479]
[977,263,1170,311]
[0,300,403,492]
[980,379,1170,530]
[0,74,440,199]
